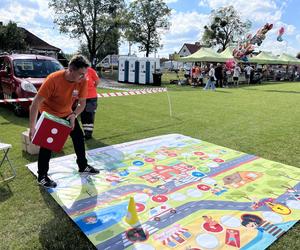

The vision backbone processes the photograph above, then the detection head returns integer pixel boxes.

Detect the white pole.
[166,88,172,117]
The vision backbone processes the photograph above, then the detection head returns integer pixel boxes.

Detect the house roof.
[182,43,201,54]
[20,27,61,52]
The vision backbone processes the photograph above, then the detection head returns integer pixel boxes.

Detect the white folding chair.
[0,143,16,183]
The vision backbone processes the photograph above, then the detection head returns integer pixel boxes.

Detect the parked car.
[0,53,63,116]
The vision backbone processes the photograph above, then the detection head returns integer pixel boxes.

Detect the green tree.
[49,0,126,67]
[127,0,171,57]
[78,28,119,64]
[0,21,27,52]
[201,6,251,51]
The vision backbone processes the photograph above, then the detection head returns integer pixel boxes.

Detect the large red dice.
[32,112,72,152]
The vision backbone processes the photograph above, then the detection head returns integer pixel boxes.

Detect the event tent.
[219,47,234,60]
[177,46,300,65]
[178,47,227,63]
[249,51,282,65]
[277,53,300,65]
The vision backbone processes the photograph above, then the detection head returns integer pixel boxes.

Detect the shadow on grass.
[84,138,109,150]
[263,90,300,94]
[242,88,300,94]
[0,105,28,126]
[0,184,13,202]
[214,90,232,93]
[241,88,260,91]
[94,121,183,142]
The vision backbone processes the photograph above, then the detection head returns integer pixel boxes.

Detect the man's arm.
[94,78,100,87]
[29,95,45,140]
[66,98,86,129]
[73,98,86,116]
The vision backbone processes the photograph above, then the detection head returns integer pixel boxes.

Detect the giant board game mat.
[27,134,300,250]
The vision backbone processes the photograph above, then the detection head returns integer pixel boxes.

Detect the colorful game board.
[27,134,300,250]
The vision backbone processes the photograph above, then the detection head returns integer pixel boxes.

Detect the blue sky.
[1,0,300,58]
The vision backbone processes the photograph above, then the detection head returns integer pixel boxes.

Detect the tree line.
[5,3,296,67]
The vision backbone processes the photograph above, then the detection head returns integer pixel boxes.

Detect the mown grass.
[0,80,299,249]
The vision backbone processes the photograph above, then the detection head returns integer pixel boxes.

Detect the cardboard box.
[21,130,40,155]
[32,112,72,152]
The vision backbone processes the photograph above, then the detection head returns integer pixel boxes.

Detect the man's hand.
[29,94,45,141]
[66,113,76,129]
[29,127,36,141]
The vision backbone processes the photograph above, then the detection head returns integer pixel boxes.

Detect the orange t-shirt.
[38,70,87,117]
[86,67,100,99]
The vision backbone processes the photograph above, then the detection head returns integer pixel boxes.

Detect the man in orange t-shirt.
[80,67,100,140]
[29,55,100,188]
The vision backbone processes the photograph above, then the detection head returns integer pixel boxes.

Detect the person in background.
[215,63,224,88]
[244,64,254,85]
[233,64,241,87]
[198,66,204,87]
[80,67,101,140]
[203,64,216,91]
[29,55,100,188]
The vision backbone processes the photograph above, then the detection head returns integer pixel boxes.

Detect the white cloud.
[198,0,284,23]
[260,39,298,56]
[0,0,81,53]
[169,11,208,36]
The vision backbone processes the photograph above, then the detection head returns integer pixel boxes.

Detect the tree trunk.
[90,53,96,69]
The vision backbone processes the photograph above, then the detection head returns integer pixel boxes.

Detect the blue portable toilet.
[134,61,139,83]
[124,60,129,83]
[145,61,151,84]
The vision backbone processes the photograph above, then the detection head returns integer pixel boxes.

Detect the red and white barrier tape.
[97,88,167,98]
[101,86,166,92]
[0,88,167,103]
[0,97,35,103]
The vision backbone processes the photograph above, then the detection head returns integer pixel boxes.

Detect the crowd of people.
[182,62,299,90]
[185,63,260,89]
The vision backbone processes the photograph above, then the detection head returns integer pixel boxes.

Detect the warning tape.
[101,86,166,92]
[97,88,167,98]
[0,88,167,103]
[0,97,35,103]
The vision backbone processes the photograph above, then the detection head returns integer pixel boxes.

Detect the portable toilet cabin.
[139,58,147,84]
[140,59,151,84]
[118,56,129,83]
[118,57,125,82]
[128,58,138,83]
[134,60,139,83]
[149,58,160,84]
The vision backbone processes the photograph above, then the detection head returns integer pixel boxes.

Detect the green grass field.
[0,80,299,249]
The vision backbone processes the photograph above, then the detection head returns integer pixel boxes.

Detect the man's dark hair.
[69,55,90,70]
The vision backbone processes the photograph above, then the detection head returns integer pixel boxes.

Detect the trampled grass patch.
[0,81,299,249]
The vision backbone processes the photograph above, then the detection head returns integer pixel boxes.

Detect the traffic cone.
[125,196,139,226]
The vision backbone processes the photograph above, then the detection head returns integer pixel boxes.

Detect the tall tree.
[127,0,171,57]
[0,21,27,52]
[78,28,119,62]
[201,6,251,51]
[49,0,126,67]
